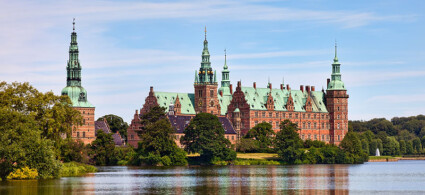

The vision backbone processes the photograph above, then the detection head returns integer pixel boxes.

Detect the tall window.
[83,132,85,138]
[262,112,265,118]
[255,112,258,117]
[313,123,317,129]
[210,90,214,97]
[308,122,311,129]
[303,122,306,129]
[77,132,80,138]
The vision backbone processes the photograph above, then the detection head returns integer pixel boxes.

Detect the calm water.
[1,160,425,194]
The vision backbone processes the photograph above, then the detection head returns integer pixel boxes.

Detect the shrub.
[7,167,38,180]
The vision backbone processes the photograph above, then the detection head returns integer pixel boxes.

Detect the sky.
[1,0,425,123]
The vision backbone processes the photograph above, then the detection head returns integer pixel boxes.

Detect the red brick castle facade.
[128,29,348,146]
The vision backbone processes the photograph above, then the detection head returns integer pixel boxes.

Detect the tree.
[274,120,304,164]
[340,131,368,163]
[181,113,236,163]
[386,137,400,156]
[237,138,259,153]
[0,82,80,180]
[97,114,129,141]
[89,130,115,165]
[133,106,187,166]
[361,139,369,155]
[0,107,61,180]
[244,122,275,152]
[60,138,89,163]
[406,140,414,155]
[412,138,422,154]
[399,140,406,155]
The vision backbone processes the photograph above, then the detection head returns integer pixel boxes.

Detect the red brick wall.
[72,107,96,144]
[326,90,349,145]
[194,84,221,115]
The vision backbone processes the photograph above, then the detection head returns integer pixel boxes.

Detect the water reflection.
[3,161,425,194]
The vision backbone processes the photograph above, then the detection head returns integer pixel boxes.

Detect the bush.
[60,162,97,177]
[7,167,38,180]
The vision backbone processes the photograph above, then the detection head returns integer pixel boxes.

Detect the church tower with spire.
[326,43,349,145]
[194,27,221,115]
[61,19,95,144]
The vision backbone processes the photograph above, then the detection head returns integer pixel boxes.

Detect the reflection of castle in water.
[175,165,350,194]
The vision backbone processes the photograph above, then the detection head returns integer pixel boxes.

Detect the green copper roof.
[234,108,240,112]
[327,43,346,91]
[155,92,196,115]
[61,19,94,108]
[218,94,232,115]
[239,87,328,113]
[61,86,94,107]
[195,27,216,85]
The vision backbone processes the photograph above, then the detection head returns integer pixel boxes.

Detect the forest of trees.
[349,116,425,156]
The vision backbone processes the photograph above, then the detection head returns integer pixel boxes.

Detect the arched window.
[303,122,306,129]
[308,122,311,129]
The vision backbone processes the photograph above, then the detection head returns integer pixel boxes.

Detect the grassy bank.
[60,162,97,177]
[368,156,398,160]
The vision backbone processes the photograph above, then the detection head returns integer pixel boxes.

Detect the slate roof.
[95,120,110,134]
[95,120,125,146]
[167,114,237,134]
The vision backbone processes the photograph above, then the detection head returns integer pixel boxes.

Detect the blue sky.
[1,0,425,123]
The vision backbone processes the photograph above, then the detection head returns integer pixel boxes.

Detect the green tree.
[369,139,378,156]
[361,139,369,155]
[412,138,422,154]
[60,138,88,163]
[244,122,275,152]
[421,136,425,150]
[89,130,116,165]
[406,140,414,155]
[340,132,368,163]
[399,140,406,155]
[386,137,400,156]
[181,113,236,163]
[136,116,187,166]
[0,82,80,180]
[237,138,259,153]
[274,120,304,164]
[0,108,61,180]
[97,114,129,141]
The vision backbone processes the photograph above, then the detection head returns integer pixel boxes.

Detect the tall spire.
[67,18,81,87]
[327,42,346,90]
[196,26,214,84]
[224,49,228,69]
[220,49,230,90]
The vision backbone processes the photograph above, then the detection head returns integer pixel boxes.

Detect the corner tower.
[194,27,220,115]
[325,43,349,145]
[61,19,95,144]
[218,49,231,96]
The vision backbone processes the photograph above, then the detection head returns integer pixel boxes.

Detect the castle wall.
[72,107,96,144]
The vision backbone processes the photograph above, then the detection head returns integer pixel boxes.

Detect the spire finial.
[334,40,338,62]
[204,26,207,40]
[224,48,227,62]
[73,18,75,32]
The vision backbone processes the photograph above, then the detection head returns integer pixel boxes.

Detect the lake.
[1,160,425,194]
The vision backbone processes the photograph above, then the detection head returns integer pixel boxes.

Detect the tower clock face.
[210,101,214,107]
[198,101,202,107]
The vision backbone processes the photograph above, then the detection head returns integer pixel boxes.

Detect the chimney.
[300,85,304,92]
[306,85,310,93]
[230,84,233,94]
[135,109,138,115]
[269,83,272,89]
[327,78,330,87]
[219,90,223,97]
[311,86,315,91]
[237,81,241,88]
[150,86,153,92]
[286,84,290,90]
[253,82,256,89]
[280,84,284,90]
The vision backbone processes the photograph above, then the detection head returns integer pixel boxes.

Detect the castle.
[128,29,349,147]
[61,19,96,144]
